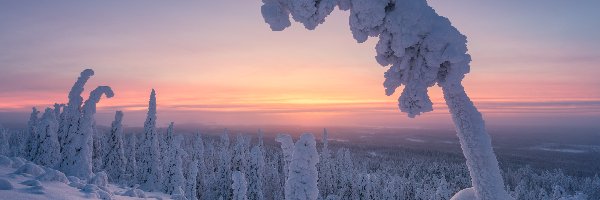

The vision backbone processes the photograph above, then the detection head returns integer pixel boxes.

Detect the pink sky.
[0,1,599,128]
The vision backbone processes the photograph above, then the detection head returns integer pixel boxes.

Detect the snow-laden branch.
[67,69,94,113]
[262,0,469,117]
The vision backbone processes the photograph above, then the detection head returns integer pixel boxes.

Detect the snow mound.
[0,156,11,167]
[89,171,109,189]
[13,163,46,177]
[123,185,146,198]
[21,179,42,186]
[0,178,13,190]
[37,168,69,184]
[171,186,187,200]
[11,157,26,168]
[68,176,85,188]
[26,185,45,194]
[450,187,476,200]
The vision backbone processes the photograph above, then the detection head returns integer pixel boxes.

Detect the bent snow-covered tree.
[59,69,114,178]
[261,0,512,199]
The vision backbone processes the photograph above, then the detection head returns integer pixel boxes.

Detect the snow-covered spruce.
[103,111,127,183]
[25,107,40,161]
[248,145,265,200]
[285,133,319,200]
[319,128,335,198]
[0,127,9,157]
[185,159,199,200]
[138,89,163,191]
[275,134,294,180]
[59,69,94,169]
[232,171,248,200]
[66,86,114,178]
[216,130,232,199]
[261,1,511,199]
[163,124,187,195]
[31,108,61,168]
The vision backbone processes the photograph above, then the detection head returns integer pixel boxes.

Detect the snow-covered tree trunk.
[139,89,163,191]
[285,133,319,200]
[104,111,127,183]
[32,108,61,168]
[232,171,248,200]
[442,83,512,200]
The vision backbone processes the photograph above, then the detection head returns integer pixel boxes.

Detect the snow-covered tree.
[56,69,114,178]
[275,134,294,179]
[164,124,187,194]
[104,111,127,182]
[59,69,94,161]
[125,133,138,186]
[92,124,105,172]
[216,130,232,199]
[232,134,250,173]
[0,127,9,156]
[248,146,265,200]
[185,159,199,200]
[319,128,335,197]
[191,132,206,199]
[260,1,511,199]
[232,171,248,200]
[25,107,40,160]
[62,86,114,178]
[139,89,163,191]
[161,122,175,180]
[285,133,319,200]
[32,108,61,168]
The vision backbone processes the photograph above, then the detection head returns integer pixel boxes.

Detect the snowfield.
[0,156,170,200]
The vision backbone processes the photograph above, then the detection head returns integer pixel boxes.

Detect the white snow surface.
[0,159,172,200]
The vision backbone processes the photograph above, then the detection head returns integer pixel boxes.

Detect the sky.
[0,0,599,129]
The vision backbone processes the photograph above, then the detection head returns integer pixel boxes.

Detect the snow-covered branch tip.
[67,69,95,110]
[261,0,471,118]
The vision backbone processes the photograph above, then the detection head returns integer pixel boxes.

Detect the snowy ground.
[0,156,169,200]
